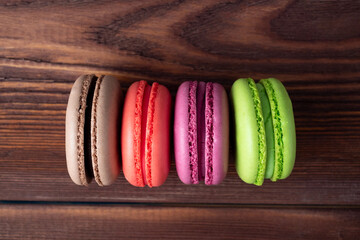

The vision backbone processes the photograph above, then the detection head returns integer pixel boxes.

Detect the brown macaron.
[66,74,123,186]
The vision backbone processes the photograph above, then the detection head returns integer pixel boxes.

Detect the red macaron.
[121,80,171,187]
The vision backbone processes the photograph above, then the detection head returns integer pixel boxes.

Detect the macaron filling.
[188,81,199,184]
[247,79,266,186]
[91,76,104,186]
[260,79,284,181]
[186,81,215,185]
[132,80,158,187]
[196,82,206,181]
[205,82,214,185]
[77,75,97,185]
[257,83,275,179]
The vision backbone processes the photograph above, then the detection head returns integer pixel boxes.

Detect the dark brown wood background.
[0,0,359,239]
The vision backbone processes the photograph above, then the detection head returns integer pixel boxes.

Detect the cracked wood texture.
[0,0,359,239]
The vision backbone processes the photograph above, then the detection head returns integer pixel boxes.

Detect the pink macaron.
[174,81,229,185]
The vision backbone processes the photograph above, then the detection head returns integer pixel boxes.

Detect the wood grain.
[0,0,359,82]
[1,0,360,238]
[0,0,359,205]
[0,204,359,240]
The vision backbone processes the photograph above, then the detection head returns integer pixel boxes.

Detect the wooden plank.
[1,68,360,204]
[0,0,359,82]
[1,0,360,204]
[0,204,359,239]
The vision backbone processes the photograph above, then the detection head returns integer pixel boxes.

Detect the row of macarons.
[66,75,296,187]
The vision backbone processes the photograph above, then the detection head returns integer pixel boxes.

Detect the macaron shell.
[174,82,193,184]
[91,75,122,186]
[260,78,296,180]
[230,78,265,185]
[209,83,229,185]
[122,81,144,187]
[148,84,171,187]
[66,75,93,186]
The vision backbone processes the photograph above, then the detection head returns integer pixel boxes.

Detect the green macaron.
[230,78,296,186]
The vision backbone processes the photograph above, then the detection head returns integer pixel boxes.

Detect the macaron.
[121,80,171,187]
[230,78,296,186]
[66,74,123,186]
[174,81,229,185]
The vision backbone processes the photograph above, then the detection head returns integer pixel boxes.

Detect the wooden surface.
[0,0,360,239]
[1,204,359,240]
